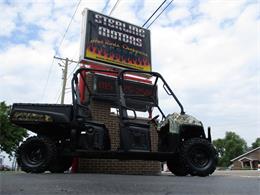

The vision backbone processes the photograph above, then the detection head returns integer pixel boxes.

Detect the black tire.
[16,136,57,173]
[48,156,73,173]
[167,158,188,176]
[181,138,217,177]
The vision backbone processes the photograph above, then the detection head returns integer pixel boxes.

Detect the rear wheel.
[16,136,57,173]
[181,138,217,176]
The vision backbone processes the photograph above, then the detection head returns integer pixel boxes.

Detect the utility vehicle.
[10,68,217,176]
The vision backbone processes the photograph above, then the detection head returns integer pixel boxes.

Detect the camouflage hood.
[158,112,203,134]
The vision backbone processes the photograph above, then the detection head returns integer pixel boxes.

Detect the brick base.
[78,73,161,175]
[79,159,161,175]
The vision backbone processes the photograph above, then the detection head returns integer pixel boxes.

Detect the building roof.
[239,157,255,161]
[231,146,260,162]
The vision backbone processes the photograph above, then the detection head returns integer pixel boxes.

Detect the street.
[0,170,259,195]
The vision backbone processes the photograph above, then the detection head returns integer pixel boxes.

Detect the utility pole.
[61,58,68,104]
[54,56,78,104]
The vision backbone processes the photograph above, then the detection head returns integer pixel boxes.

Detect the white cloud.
[0,42,57,103]
[0,3,18,37]
[199,0,246,22]
[167,7,190,22]
[149,1,259,143]
[19,0,53,24]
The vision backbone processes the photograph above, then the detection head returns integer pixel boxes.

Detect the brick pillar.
[78,74,161,175]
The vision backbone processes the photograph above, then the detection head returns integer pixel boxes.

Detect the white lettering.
[94,14,102,24]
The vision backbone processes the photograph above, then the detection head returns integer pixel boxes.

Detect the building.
[230,147,260,170]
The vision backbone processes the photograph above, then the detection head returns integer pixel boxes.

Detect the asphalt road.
[0,171,259,195]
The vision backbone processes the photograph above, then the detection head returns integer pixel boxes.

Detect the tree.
[251,137,260,149]
[213,132,247,167]
[0,101,28,156]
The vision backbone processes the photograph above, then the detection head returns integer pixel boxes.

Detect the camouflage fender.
[158,113,203,134]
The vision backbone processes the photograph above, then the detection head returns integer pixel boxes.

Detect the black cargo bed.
[10,103,73,137]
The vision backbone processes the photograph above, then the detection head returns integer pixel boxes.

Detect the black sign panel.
[80,9,151,71]
[92,74,157,111]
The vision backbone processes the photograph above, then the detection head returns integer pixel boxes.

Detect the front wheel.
[181,138,217,176]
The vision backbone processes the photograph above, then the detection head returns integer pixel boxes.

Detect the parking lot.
[0,170,259,195]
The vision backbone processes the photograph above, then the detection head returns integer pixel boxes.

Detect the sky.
[0,0,259,157]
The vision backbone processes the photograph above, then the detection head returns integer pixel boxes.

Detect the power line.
[142,0,167,27]
[41,0,81,102]
[146,0,173,29]
[67,62,80,80]
[54,56,79,104]
[56,88,62,103]
[41,57,55,102]
[56,0,82,53]
[109,0,121,16]
[102,0,111,14]
[56,62,79,104]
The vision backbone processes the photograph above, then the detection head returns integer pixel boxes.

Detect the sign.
[91,74,157,111]
[80,9,152,71]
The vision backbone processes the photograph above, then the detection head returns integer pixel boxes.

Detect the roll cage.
[71,67,185,122]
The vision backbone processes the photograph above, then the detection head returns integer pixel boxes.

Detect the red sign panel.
[92,74,157,111]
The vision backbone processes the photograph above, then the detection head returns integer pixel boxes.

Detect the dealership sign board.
[80,9,152,71]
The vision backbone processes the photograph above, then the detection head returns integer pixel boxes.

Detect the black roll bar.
[71,67,185,123]
[118,69,185,115]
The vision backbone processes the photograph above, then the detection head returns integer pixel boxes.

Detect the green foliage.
[213,131,247,167]
[251,137,260,149]
[0,101,28,156]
